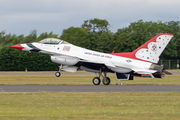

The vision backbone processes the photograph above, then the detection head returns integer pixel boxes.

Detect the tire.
[55,72,61,77]
[102,77,110,85]
[93,77,101,85]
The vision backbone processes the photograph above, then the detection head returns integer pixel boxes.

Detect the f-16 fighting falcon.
[10,33,173,85]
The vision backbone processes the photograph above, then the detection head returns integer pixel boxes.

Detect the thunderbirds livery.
[10,33,173,85]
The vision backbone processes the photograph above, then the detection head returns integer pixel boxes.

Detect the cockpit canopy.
[38,38,70,45]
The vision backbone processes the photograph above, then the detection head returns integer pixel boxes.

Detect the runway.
[0,85,180,92]
[0,72,95,76]
[0,72,179,76]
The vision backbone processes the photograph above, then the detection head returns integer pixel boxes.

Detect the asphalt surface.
[0,72,179,76]
[0,85,180,92]
[0,72,95,76]
[0,72,179,92]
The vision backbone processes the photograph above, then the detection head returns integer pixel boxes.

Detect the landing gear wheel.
[102,77,110,85]
[55,72,61,77]
[93,77,101,85]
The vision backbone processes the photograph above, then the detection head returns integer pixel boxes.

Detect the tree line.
[0,19,180,71]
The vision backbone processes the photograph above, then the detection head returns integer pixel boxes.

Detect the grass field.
[0,70,180,120]
[0,71,179,85]
[0,92,180,120]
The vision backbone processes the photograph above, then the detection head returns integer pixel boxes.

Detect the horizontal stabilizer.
[165,71,172,75]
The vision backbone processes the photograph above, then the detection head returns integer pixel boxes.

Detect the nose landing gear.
[55,72,61,77]
[55,64,62,77]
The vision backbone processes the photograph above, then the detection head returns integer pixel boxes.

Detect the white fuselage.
[21,42,152,73]
[10,33,174,82]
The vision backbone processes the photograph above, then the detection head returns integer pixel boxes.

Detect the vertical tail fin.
[132,33,173,63]
[111,33,174,63]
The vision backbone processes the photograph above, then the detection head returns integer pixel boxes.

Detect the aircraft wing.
[81,59,116,68]
[133,68,157,74]
[132,68,157,78]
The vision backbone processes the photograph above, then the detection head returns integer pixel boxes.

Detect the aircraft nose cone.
[10,44,24,50]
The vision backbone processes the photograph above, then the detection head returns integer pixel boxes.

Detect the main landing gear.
[55,65,111,85]
[92,69,111,85]
[55,65,62,77]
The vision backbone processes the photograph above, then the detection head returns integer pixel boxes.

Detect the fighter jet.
[10,33,173,85]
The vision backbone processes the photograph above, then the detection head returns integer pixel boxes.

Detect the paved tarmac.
[0,72,95,76]
[0,72,179,76]
[0,85,180,92]
[0,72,179,93]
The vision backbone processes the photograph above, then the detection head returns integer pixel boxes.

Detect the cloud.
[0,0,179,35]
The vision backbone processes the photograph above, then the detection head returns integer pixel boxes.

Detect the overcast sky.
[0,0,179,36]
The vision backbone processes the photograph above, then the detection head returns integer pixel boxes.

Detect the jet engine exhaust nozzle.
[150,64,168,78]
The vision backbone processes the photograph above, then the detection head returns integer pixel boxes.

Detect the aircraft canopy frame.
[38,38,70,45]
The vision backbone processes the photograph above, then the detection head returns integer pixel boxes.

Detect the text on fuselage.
[84,52,112,59]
